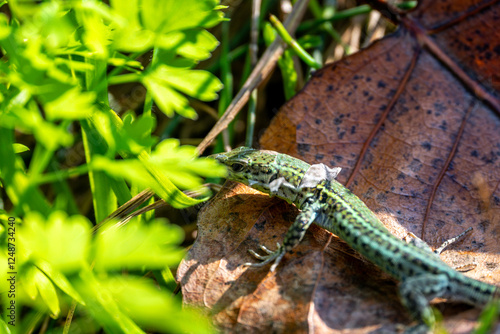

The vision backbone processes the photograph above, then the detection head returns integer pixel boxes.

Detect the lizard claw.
[244,243,285,271]
[259,243,279,255]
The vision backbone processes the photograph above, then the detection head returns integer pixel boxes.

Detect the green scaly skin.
[212,147,499,333]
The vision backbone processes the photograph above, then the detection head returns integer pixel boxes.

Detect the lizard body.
[212,147,499,333]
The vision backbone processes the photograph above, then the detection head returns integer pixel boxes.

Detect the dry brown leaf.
[178,0,500,332]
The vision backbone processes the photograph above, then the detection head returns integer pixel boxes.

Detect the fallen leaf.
[178,182,406,332]
[179,0,500,332]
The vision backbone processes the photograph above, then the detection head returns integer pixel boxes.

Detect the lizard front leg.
[245,201,322,272]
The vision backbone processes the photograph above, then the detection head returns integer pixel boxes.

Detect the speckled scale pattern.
[212,147,499,333]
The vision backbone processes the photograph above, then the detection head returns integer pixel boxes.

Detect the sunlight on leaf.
[31,2,74,52]
[94,219,185,271]
[0,319,11,334]
[101,276,214,333]
[75,269,145,334]
[108,56,143,69]
[91,157,154,187]
[1,0,224,331]
[149,139,226,189]
[76,3,113,58]
[119,112,158,154]
[13,143,29,153]
[44,88,96,120]
[0,13,11,38]
[109,0,224,118]
[141,0,223,34]
[150,64,223,101]
[109,0,154,52]
[90,154,207,208]
[157,29,219,60]
[91,138,226,192]
[19,211,91,273]
[33,267,60,317]
[141,62,222,120]
[8,0,41,19]
[21,266,39,301]
[35,260,85,305]
[6,100,74,150]
[142,73,198,119]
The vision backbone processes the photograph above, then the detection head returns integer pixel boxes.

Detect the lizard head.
[210,147,281,192]
[211,147,341,202]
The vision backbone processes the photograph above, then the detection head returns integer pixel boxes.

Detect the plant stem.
[269,14,321,70]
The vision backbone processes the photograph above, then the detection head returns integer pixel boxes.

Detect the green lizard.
[212,146,499,333]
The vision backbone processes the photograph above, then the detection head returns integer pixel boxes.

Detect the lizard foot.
[244,243,285,272]
[403,227,473,255]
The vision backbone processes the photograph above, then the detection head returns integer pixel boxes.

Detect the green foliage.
[0,212,210,333]
[474,300,500,334]
[263,22,298,100]
[94,218,184,271]
[0,0,225,332]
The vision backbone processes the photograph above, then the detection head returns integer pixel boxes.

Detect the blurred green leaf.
[94,219,184,271]
[2,94,74,151]
[141,0,224,34]
[142,62,222,119]
[19,211,91,273]
[31,2,75,52]
[92,139,226,191]
[13,143,29,153]
[76,269,145,334]
[88,108,157,157]
[44,88,96,120]
[101,276,214,333]
[475,300,500,334]
[0,13,11,39]
[157,29,219,60]
[108,56,143,69]
[35,260,85,305]
[110,0,154,52]
[142,74,198,119]
[0,129,51,215]
[150,139,226,189]
[138,150,209,208]
[76,2,113,58]
[21,266,39,301]
[88,106,208,208]
[1,1,223,331]
[148,64,223,101]
[112,0,224,119]
[9,0,42,19]
[0,319,11,334]
[119,112,158,154]
[33,267,60,317]
[297,35,322,49]
[80,117,118,223]
[54,57,95,72]
[159,268,178,292]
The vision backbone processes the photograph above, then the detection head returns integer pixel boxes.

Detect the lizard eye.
[231,163,244,172]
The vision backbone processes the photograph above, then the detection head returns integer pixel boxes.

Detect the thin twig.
[245,0,262,147]
[92,184,222,233]
[197,0,311,154]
